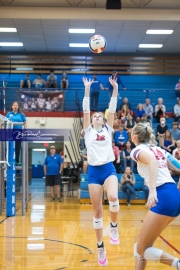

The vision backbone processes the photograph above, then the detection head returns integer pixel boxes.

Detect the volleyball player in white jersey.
[130,123,180,270]
[82,77,119,267]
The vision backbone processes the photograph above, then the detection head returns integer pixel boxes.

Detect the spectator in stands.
[117,104,131,125]
[140,113,151,125]
[46,70,57,88]
[154,98,166,122]
[172,140,180,160]
[156,117,168,146]
[123,141,134,172]
[175,78,180,99]
[135,103,146,122]
[37,93,46,112]
[6,101,27,165]
[104,102,109,119]
[170,122,180,142]
[114,124,128,149]
[106,70,126,97]
[113,112,120,131]
[125,114,136,139]
[143,98,153,122]
[174,99,180,122]
[112,140,120,173]
[142,182,149,205]
[60,71,69,89]
[161,130,175,153]
[80,129,85,151]
[121,166,138,207]
[20,74,31,89]
[119,97,132,111]
[82,147,88,174]
[33,74,45,89]
[44,146,63,202]
[90,73,104,111]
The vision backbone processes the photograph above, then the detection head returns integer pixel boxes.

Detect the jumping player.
[82,77,119,267]
[130,123,180,270]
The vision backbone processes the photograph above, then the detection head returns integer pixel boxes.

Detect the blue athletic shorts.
[88,162,117,186]
[150,183,180,217]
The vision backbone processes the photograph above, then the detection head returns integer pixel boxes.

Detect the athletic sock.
[110,222,117,227]
[172,258,179,269]
[97,242,104,248]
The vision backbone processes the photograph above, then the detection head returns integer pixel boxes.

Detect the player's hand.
[82,77,93,88]
[109,76,118,89]
[147,188,158,208]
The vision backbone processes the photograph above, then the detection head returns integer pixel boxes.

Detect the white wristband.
[109,97,117,113]
[83,97,90,113]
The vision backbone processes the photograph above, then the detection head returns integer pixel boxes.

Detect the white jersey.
[84,124,115,166]
[130,144,175,188]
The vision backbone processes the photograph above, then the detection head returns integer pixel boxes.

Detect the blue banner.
[6,141,16,217]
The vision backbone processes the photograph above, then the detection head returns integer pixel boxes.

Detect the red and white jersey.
[130,144,175,187]
[84,124,115,166]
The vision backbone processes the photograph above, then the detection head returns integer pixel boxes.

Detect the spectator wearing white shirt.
[143,98,153,122]
[174,99,180,122]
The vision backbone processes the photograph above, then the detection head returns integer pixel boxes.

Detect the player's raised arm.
[107,77,118,128]
[82,77,93,130]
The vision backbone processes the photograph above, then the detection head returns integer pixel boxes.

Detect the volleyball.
[89,35,107,54]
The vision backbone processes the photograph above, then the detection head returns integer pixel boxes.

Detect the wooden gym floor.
[0,180,180,270]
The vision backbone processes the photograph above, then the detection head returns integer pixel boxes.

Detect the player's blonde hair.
[133,123,157,146]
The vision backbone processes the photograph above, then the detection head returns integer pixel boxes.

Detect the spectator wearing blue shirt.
[44,146,63,202]
[136,103,146,122]
[106,70,126,97]
[6,101,27,164]
[114,124,128,149]
[90,74,104,111]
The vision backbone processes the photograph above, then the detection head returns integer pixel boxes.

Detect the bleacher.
[79,174,179,204]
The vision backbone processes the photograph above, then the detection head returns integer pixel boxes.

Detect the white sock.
[97,241,103,246]
[111,222,117,227]
[172,258,179,269]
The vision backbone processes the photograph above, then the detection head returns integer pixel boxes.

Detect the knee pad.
[109,200,120,213]
[144,247,163,262]
[93,217,103,229]
[134,242,143,259]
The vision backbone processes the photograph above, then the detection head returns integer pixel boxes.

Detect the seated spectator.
[174,99,180,122]
[142,182,149,205]
[104,102,109,120]
[119,97,132,111]
[118,104,132,124]
[112,140,120,173]
[114,124,128,150]
[172,140,180,160]
[90,73,104,111]
[140,113,151,125]
[156,117,168,146]
[123,141,134,172]
[82,147,88,174]
[105,70,126,98]
[20,74,31,89]
[33,74,45,89]
[161,130,175,153]
[46,70,57,88]
[154,98,166,122]
[125,114,136,138]
[170,122,180,142]
[37,93,46,112]
[60,71,69,89]
[113,112,120,131]
[121,166,138,207]
[175,78,180,99]
[135,103,146,122]
[143,98,153,122]
[80,130,85,151]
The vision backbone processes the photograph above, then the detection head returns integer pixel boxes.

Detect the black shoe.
[126,202,130,207]
[51,197,55,202]
[103,199,109,205]
[135,194,139,199]
[57,197,61,202]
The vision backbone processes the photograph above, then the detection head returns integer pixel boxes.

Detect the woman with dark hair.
[161,130,175,153]
[6,101,27,164]
[123,141,134,172]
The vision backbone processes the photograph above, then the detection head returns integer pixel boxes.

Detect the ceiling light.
[69,29,95,34]
[146,30,173,35]
[32,149,46,151]
[69,43,89,47]
[32,141,55,143]
[139,44,163,48]
[0,42,23,46]
[0,28,17,32]
[16,68,33,71]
